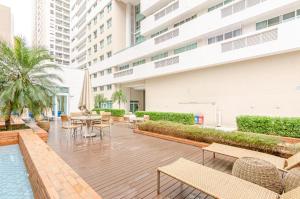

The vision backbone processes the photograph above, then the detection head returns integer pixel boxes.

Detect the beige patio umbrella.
[78,69,94,112]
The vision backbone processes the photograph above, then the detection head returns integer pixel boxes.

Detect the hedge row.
[135,111,194,125]
[138,121,283,155]
[236,115,300,138]
[93,108,125,117]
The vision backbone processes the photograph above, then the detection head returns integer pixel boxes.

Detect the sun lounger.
[203,143,300,171]
[157,158,300,199]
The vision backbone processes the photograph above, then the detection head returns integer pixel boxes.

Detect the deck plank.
[47,122,233,199]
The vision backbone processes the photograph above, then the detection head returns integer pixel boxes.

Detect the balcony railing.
[221,0,268,18]
[155,29,179,44]
[113,68,133,78]
[222,28,278,52]
[154,1,179,21]
[155,56,179,68]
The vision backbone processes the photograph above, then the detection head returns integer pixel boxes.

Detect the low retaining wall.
[0,128,48,146]
[19,131,102,199]
[134,129,209,148]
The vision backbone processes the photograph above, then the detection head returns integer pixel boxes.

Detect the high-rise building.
[32,0,71,66]
[70,0,137,69]
[0,4,13,43]
[88,0,300,128]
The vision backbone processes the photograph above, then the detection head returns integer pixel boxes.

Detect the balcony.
[140,0,174,16]
[91,19,300,87]
[90,0,299,76]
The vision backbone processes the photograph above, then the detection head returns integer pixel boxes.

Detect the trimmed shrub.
[135,111,194,125]
[93,108,125,117]
[237,115,300,138]
[138,120,283,155]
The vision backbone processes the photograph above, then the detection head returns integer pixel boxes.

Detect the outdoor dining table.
[70,115,101,138]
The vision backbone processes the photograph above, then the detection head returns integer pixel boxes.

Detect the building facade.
[0,4,13,43]
[33,0,71,66]
[88,0,300,127]
[70,0,134,70]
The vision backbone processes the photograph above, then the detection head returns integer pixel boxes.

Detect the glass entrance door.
[130,101,139,113]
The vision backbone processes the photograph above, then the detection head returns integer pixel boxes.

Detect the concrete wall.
[0,4,12,43]
[145,51,300,128]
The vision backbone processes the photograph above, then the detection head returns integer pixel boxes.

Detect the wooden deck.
[47,121,234,199]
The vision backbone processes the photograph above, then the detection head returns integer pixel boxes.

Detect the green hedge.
[135,111,194,125]
[93,108,125,117]
[236,115,300,138]
[138,121,283,155]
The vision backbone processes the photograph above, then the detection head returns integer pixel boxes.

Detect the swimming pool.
[0,144,34,199]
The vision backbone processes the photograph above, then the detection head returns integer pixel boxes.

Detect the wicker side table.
[232,157,283,194]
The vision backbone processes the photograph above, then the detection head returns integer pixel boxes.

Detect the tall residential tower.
[0,4,13,44]
[33,0,71,66]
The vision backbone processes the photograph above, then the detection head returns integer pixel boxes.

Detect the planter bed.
[138,121,300,158]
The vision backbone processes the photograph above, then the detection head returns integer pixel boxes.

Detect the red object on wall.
[198,115,204,125]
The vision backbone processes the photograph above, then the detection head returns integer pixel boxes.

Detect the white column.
[54,95,58,118]
[125,4,132,47]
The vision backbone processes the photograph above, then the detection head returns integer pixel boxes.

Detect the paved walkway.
[47,121,234,199]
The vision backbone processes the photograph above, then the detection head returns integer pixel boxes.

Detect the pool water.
[0,145,34,199]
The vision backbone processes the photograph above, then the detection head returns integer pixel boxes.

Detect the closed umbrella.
[78,69,94,113]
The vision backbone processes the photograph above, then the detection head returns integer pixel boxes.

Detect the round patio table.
[70,115,101,138]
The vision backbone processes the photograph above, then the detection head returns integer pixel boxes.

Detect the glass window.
[208,37,216,44]
[107,35,112,45]
[93,87,97,92]
[107,51,112,58]
[107,85,112,90]
[225,31,233,39]
[268,16,280,27]
[93,30,97,38]
[233,29,242,37]
[107,18,112,29]
[100,10,104,18]
[216,35,224,42]
[133,59,146,66]
[107,2,112,12]
[107,68,112,74]
[283,12,295,21]
[100,86,104,91]
[100,40,104,49]
[100,25,104,34]
[297,9,300,16]
[94,44,97,52]
[256,20,268,30]
[100,55,104,61]
[151,52,168,61]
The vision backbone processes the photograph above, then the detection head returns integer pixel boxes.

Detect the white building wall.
[145,51,300,127]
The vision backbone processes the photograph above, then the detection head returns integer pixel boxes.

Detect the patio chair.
[61,115,82,137]
[70,112,85,126]
[202,143,300,172]
[157,158,300,199]
[92,112,111,139]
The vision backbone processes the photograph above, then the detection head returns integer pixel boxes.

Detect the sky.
[0,0,33,45]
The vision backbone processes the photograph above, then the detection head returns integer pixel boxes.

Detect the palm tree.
[111,90,127,109]
[0,37,62,129]
[94,94,107,108]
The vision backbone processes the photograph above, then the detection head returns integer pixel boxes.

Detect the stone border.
[19,131,102,199]
[134,129,209,148]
